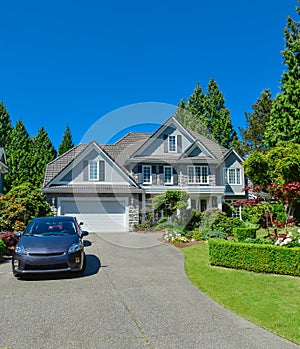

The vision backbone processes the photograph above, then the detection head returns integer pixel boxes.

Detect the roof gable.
[43,141,139,188]
[129,115,195,159]
[180,141,216,160]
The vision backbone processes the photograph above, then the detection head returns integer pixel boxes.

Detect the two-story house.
[0,148,8,194]
[41,116,246,232]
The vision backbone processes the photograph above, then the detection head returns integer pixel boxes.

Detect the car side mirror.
[14,232,22,238]
[80,231,89,237]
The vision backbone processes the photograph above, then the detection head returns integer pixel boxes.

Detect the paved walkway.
[0,232,299,348]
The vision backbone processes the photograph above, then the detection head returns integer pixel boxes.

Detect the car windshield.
[24,219,77,236]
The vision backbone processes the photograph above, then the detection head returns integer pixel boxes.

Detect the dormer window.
[168,136,176,152]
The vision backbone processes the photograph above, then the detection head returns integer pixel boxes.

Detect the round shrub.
[203,230,227,240]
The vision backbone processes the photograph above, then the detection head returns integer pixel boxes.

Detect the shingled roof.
[43,133,152,188]
[43,118,233,189]
[43,144,88,187]
[186,128,228,160]
[102,132,151,167]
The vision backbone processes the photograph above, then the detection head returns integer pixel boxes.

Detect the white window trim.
[168,135,177,152]
[142,165,152,184]
[187,166,209,184]
[164,166,173,185]
[224,168,241,185]
[89,160,99,181]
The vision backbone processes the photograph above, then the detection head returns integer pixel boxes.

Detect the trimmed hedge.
[208,238,300,277]
[233,227,257,240]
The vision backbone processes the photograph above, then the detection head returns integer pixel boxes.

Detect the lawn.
[182,242,300,345]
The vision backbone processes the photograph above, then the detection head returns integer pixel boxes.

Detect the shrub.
[153,221,174,231]
[233,227,257,240]
[157,216,168,225]
[0,231,19,250]
[133,221,153,231]
[0,239,6,259]
[243,238,274,245]
[208,238,300,276]
[192,231,204,241]
[203,230,227,240]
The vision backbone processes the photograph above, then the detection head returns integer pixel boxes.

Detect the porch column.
[141,192,146,224]
[217,195,223,210]
[187,196,191,209]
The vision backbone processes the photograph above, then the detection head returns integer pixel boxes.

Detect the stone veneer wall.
[128,199,139,231]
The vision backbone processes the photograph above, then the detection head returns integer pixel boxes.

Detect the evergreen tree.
[264,6,300,147]
[31,127,57,188]
[0,102,13,148]
[176,84,211,137]
[205,78,236,148]
[176,79,238,148]
[58,125,74,156]
[5,120,32,192]
[239,89,272,156]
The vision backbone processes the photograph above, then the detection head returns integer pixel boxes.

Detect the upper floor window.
[168,135,176,152]
[164,166,173,184]
[188,166,208,184]
[142,165,152,184]
[88,160,105,181]
[224,168,241,185]
[89,161,99,180]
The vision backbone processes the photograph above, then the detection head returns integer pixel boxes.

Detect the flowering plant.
[163,231,189,243]
[274,229,300,247]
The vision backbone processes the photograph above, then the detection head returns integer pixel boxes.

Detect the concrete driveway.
[0,232,298,349]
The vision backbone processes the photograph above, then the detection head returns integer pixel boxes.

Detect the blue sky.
[0,0,298,149]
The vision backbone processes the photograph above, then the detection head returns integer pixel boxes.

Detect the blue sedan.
[12,216,88,278]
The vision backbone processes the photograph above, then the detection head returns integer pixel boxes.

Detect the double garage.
[58,197,129,233]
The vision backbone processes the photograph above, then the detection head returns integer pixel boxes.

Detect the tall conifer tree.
[0,102,13,148]
[239,89,272,156]
[205,78,236,148]
[58,125,74,156]
[31,127,57,188]
[264,6,300,147]
[176,79,238,148]
[5,120,32,192]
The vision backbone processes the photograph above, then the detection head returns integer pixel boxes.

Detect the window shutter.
[99,161,105,181]
[177,135,182,153]
[137,173,143,184]
[152,174,157,184]
[83,160,88,181]
[173,174,178,185]
[163,134,168,153]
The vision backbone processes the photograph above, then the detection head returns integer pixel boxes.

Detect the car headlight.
[68,242,81,254]
[15,244,27,255]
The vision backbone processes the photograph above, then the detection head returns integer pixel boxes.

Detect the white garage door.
[60,199,128,232]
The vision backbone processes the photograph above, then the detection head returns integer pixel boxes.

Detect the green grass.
[182,242,300,345]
